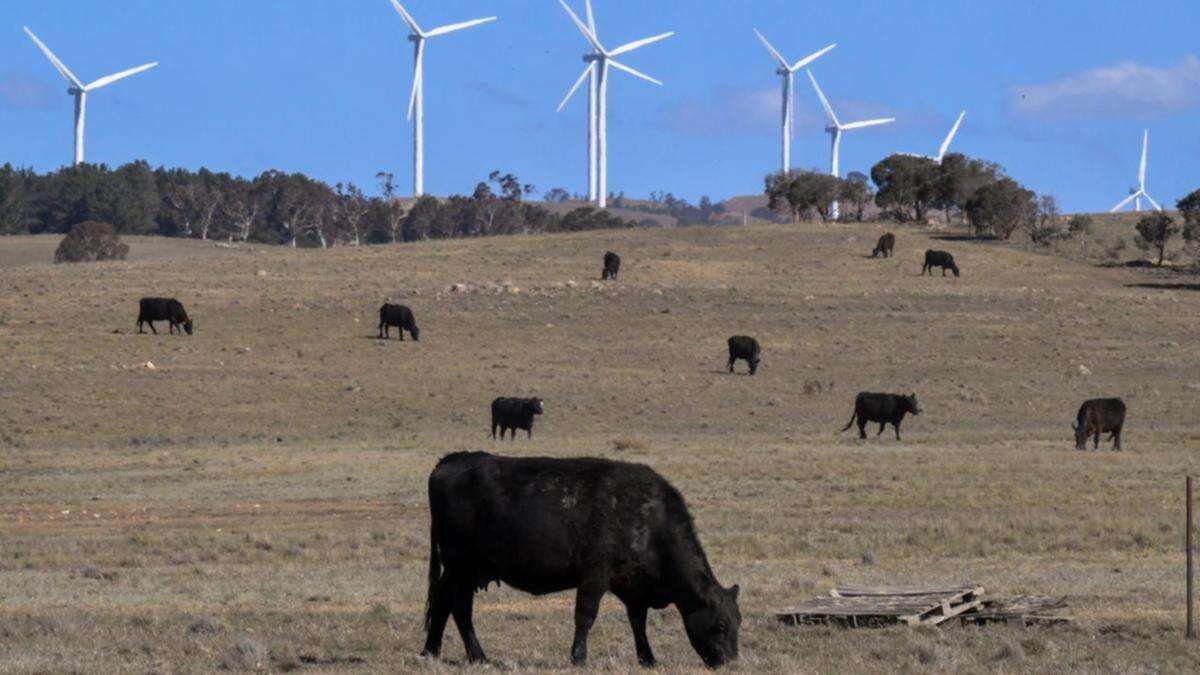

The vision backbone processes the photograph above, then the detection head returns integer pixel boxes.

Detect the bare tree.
[334,182,370,246]
[376,172,406,243]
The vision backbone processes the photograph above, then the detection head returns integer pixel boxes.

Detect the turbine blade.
[789,43,836,72]
[557,63,594,112]
[609,59,661,86]
[936,110,966,160]
[806,69,838,127]
[1110,193,1136,212]
[841,118,896,130]
[585,0,596,36]
[1144,192,1162,211]
[557,0,604,53]
[388,0,424,36]
[425,17,497,37]
[753,29,789,69]
[407,40,424,121]
[1139,129,1148,188]
[608,31,673,57]
[85,62,157,91]
[23,27,83,88]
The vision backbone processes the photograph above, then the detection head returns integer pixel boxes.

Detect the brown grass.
[2,222,1200,672]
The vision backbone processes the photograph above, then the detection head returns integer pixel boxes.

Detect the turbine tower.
[807,69,895,219]
[1111,129,1161,213]
[556,0,599,203]
[23,27,157,167]
[752,29,835,174]
[389,1,496,198]
[556,0,673,209]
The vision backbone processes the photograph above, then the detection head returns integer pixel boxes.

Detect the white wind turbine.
[556,0,599,203]
[901,110,966,164]
[807,69,895,219]
[1111,129,1161,213]
[752,29,835,174]
[389,1,497,198]
[23,26,157,167]
[556,0,673,209]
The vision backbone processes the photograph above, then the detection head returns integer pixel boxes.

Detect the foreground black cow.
[841,392,922,440]
[422,451,741,668]
[872,233,895,258]
[1074,398,1126,451]
[491,397,544,440]
[378,303,420,341]
[602,251,621,280]
[921,250,960,277]
[727,335,761,375]
[137,297,193,335]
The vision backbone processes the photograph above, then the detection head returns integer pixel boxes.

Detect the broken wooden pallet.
[777,584,984,627]
[958,595,1071,626]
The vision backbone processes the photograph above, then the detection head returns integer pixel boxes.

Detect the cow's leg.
[137,320,144,334]
[1113,426,1122,451]
[624,602,656,667]
[894,421,902,441]
[858,418,868,440]
[147,321,157,335]
[527,427,532,439]
[169,321,177,335]
[379,323,386,339]
[570,584,605,666]
[728,357,735,373]
[450,582,486,663]
[1093,429,1100,450]
[491,421,498,440]
[421,576,455,658]
[876,421,886,437]
[921,264,928,276]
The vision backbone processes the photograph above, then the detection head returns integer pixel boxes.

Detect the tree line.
[0,162,636,246]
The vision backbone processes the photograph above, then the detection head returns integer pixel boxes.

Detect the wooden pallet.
[958,595,1070,626]
[777,584,985,627]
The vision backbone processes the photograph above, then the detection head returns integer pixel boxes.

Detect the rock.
[256,270,268,277]
[1077,365,1092,376]
[450,283,469,293]
[566,280,577,288]
[507,286,520,295]
[143,361,156,370]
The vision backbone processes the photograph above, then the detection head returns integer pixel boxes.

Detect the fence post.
[1189,475,1196,640]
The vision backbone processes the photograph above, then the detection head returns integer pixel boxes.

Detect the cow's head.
[410,324,420,341]
[683,584,741,669]
[950,263,961,277]
[531,398,544,415]
[182,319,194,335]
[906,393,922,415]
[1072,421,1088,450]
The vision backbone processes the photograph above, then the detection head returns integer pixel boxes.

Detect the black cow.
[378,303,419,341]
[727,335,761,375]
[841,392,922,440]
[137,297,193,335]
[871,233,895,258]
[1074,398,1126,451]
[602,251,621,280]
[921,250,960,276]
[422,451,741,668]
[491,397,544,440]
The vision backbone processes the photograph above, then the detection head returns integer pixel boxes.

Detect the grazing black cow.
[378,303,419,341]
[422,451,741,668]
[921,250,960,276]
[841,392,922,440]
[1074,398,1126,451]
[491,397,544,440]
[871,232,895,258]
[727,335,761,375]
[137,297,193,335]
[602,251,621,280]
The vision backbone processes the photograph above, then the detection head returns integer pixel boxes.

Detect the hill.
[2,222,1199,671]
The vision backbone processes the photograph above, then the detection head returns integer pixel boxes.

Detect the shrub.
[54,221,129,263]
[1133,212,1179,267]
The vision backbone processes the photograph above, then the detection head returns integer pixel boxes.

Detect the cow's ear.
[729,584,740,601]
[1071,422,1078,430]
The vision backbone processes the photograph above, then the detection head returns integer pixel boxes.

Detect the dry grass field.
[3,221,1200,673]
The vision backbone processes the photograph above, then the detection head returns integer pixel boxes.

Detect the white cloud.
[1010,55,1200,119]
[0,73,55,110]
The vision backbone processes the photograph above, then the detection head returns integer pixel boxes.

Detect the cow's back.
[1079,398,1126,424]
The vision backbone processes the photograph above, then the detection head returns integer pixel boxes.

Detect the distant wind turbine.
[1111,129,1162,213]
[806,69,895,220]
[900,110,966,164]
[389,1,497,198]
[752,29,835,174]
[556,0,673,209]
[23,26,157,167]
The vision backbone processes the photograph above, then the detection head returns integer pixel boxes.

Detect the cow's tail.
[840,410,857,433]
[423,518,443,632]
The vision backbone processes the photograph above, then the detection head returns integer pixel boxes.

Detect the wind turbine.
[901,110,965,164]
[23,26,157,167]
[556,0,599,203]
[1111,129,1162,213]
[388,1,497,198]
[806,69,895,219]
[752,30,835,174]
[556,0,673,209]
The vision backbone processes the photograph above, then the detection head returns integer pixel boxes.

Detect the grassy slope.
[1,223,1200,672]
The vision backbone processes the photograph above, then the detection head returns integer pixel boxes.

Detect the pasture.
[2,221,1200,672]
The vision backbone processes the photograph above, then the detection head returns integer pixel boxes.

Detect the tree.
[934,153,1002,222]
[764,170,846,223]
[871,154,940,221]
[842,172,874,222]
[1177,189,1200,263]
[964,177,1036,239]
[543,187,571,203]
[334,182,369,245]
[223,177,265,242]
[1028,194,1062,247]
[54,221,129,263]
[1134,211,1179,267]
[375,172,406,243]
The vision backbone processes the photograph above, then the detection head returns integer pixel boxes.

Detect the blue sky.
[2,1,1199,212]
